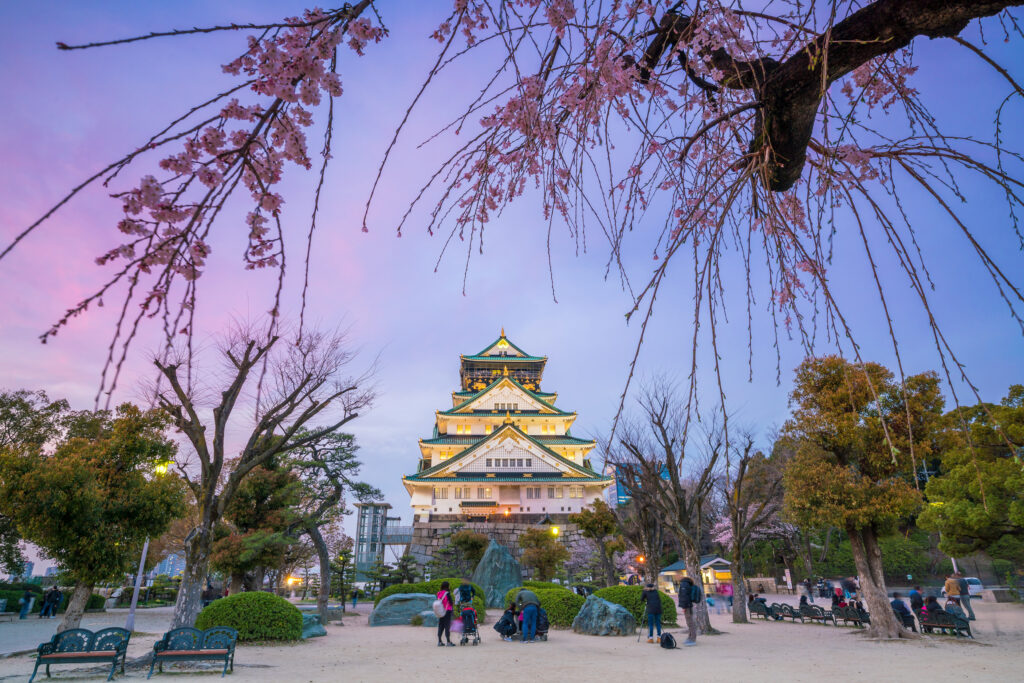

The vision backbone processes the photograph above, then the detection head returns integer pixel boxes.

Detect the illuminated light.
[154,460,170,475]
[637,555,646,564]
[550,526,560,537]
[504,508,511,517]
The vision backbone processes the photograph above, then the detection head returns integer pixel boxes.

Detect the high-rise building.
[354,502,391,581]
[403,331,612,523]
[153,553,186,578]
[44,566,59,578]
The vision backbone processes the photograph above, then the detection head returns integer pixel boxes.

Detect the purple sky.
[2,3,1022,570]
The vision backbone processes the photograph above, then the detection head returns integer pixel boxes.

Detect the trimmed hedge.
[502,586,586,627]
[374,579,486,620]
[0,590,105,613]
[196,591,302,641]
[593,585,677,625]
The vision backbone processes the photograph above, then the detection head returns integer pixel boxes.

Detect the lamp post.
[125,458,170,632]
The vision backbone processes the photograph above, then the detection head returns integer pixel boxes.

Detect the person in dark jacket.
[18,589,34,619]
[908,586,924,611]
[493,602,517,641]
[677,577,697,646]
[890,592,916,632]
[515,588,541,644]
[640,583,663,642]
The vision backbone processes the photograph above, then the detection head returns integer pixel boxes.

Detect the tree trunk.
[731,545,749,624]
[599,543,617,588]
[172,528,212,628]
[229,574,243,595]
[847,524,910,639]
[307,524,334,625]
[57,581,93,633]
[682,547,716,634]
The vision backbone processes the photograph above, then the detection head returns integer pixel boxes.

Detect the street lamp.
[125,457,173,633]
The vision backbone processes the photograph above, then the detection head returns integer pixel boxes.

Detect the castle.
[404,331,613,560]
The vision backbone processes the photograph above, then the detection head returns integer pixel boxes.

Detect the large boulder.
[471,540,523,608]
[369,593,435,626]
[571,595,637,636]
[418,609,439,627]
[301,613,327,639]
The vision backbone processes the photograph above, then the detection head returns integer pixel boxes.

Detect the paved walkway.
[0,606,177,657]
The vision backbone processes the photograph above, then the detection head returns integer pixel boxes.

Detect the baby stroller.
[459,603,481,646]
[535,607,549,642]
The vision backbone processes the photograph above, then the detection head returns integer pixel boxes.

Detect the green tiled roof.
[441,377,571,415]
[422,434,594,446]
[460,501,498,507]
[407,423,603,481]
[470,333,536,359]
[410,474,610,483]
[462,354,546,362]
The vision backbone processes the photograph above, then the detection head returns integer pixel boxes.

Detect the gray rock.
[301,613,327,639]
[368,593,436,626]
[419,609,438,627]
[471,540,523,608]
[571,596,637,636]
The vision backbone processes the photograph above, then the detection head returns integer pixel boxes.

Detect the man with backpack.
[677,576,700,646]
[640,583,663,643]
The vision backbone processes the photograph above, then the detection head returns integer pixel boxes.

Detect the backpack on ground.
[537,607,550,632]
[660,633,677,649]
[690,584,702,603]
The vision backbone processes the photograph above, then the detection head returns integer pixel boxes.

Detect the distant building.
[354,503,391,582]
[44,566,59,578]
[153,553,186,578]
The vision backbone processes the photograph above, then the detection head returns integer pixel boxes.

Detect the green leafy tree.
[518,528,569,581]
[569,499,625,587]
[389,553,419,584]
[782,356,942,639]
[918,385,1024,564]
[289,431,380,622]
[0,389,75,576]
[0,404,185,631]
[211,458,302,592]
[363,558,393,594]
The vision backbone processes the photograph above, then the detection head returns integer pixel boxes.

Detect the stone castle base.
[408,517,583,566]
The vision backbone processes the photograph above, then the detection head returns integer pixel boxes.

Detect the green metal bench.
[749,601,776,620]
[915,608,972,638]
[833,605,870,627]
[148,626,238,678]
[772,603,804,622]
[800,603,836,625]
[30,627,130,682]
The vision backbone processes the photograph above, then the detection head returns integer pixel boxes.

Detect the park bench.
[749,601,775,620]
[772,603,803,623]
[834,605,870,627]
[914,608,972,639]
[148,626,238,678]
[799,604,836,626]
[30,627,130,683]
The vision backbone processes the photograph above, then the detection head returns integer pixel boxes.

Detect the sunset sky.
[2,2,1022,570]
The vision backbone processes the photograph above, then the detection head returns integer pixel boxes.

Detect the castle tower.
[403,331,612,524]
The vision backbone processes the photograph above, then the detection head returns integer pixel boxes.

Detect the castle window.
[486,458,492,468]
[516,458,524,468]
[526,459,532,467]
[549,486,563,499]
[433,487,448,500]
[568,486,583,498]
[485,424,493,434]
[477,487,492,499]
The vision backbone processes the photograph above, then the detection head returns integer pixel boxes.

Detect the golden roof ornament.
[504,411,513,424]
[503,365,509,376]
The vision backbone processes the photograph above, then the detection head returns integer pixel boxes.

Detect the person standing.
[18,589,34,619]
[802,578,815,603]
[40,587,61,619]
[515,587,541,644]
[720,581,733,611]
[351,589,358,610]
[436,581,455,647]
[677,576,698,646]
[942,572,960,602]
[956,574,976,621]
[641,583,663,642]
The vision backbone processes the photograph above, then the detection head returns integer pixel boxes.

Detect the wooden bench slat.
[156,649,230,656]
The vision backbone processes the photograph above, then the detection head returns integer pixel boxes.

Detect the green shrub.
[501,585,585,627]
[0,590,105,613]
[410,614,424,626]
[196,591,302,641]
[522,581,565,592]
[992,559,1013,578]
[593,585,677,625]
[0,582,43,594]
[374,579,485,620]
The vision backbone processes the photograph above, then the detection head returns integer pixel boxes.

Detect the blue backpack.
[690,584,702,603]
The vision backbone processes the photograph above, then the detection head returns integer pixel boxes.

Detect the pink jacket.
[437,590,453,612]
